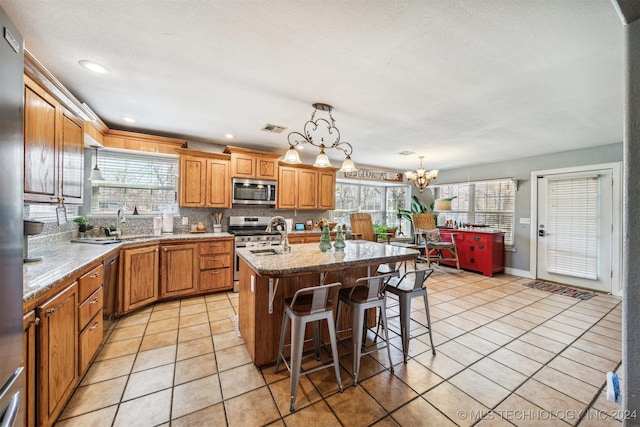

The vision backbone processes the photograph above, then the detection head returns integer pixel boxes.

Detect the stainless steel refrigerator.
[0,5,25,427]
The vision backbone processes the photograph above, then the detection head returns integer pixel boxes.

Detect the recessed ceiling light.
[122,117,136,123]
[78,60,111,75]
[225,133,234,139]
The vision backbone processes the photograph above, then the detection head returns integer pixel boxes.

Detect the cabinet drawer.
[199,240,232,255]
[200,254,232,269]
[79,286,103,331]
[79,311,103,374]
[79,264,104,302]
[199,268,231,292]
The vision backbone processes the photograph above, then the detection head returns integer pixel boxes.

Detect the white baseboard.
[504,267,534,279]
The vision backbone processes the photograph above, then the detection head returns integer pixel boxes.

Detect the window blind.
[90,150,178,214]
[545,175,599,280]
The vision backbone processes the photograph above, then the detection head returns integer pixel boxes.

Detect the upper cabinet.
[224,146,280,180]
[103,129,186,155]
[178,149,231,208]
[24,75,84,204]
[277,163,337,210]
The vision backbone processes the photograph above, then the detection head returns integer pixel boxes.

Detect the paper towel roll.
[162,212,174,233]
[285,219,293,232]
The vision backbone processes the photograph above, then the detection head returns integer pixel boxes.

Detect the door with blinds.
[536,169,613,292]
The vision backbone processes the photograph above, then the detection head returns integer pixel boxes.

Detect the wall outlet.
[519,218,531,224]
[181,217,189,225]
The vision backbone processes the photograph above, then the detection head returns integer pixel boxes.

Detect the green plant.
[73,216,90,224]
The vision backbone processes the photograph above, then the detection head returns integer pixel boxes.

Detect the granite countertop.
[236,240,419,277]
[23,232,233,304]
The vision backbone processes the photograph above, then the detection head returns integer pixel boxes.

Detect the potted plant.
[73,215,90,232]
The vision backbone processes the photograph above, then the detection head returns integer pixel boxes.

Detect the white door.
[536,169,613,292]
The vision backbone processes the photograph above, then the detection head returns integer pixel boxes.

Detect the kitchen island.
[236,240,419,366]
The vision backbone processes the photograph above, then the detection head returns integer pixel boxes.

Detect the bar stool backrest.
[290,282,341,315]
[350,273,395,302]
[405,268,434,291]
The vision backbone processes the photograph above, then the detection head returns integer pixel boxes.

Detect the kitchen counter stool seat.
[382,268,436,363]
[336,273,395,386]
[275,282,343,412]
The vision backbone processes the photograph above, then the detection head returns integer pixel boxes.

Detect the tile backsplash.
[28,206,332,250]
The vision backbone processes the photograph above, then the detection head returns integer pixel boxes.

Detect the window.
[90,150,178,215]
[333,181,412,235]
[437,178,516,245]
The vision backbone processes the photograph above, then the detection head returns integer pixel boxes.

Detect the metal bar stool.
[275,282,343,412]
[336,273,395,386]
[380,268,436,363]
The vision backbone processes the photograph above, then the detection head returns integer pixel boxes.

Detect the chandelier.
[282,103,357,172]
[405,156,438,192]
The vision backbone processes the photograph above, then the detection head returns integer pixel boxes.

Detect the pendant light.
[89,146,104,181]
[283,103,357,172]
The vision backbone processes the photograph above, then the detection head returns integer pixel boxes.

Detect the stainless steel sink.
[248,248,282,255]
[70,238,120,245]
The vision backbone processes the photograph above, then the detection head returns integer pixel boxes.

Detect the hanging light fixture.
[283,103,357,172]
[405,155,438,192]
[89,145,104,181]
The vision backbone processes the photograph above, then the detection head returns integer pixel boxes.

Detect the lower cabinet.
[36,283,78,427]
[160,242,199,298]
[23,311,38,427]
[199,239,233,292]
[121,245,159,312]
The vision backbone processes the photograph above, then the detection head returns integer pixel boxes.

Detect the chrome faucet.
[266,216,290,252]
[115,208,126,239]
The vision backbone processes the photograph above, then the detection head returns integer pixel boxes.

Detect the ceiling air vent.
[395,150,416,156]
[262,124,287,134]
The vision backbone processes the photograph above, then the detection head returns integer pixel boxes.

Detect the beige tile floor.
[55,267,623,426]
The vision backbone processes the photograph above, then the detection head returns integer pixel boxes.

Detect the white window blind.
[437,179,515,245]
[90,151,178,215]
[545,175,599,280]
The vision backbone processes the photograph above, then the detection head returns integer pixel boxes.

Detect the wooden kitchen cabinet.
[224,145,280,179]
[121,245,159,313]
[318,169,336,210]
[199,239,233,292]
[178,150,231,208]
[37,282,78,427]
[438,229,505,277]
[103,129,186,155]
[23,311,38,427]
[77,264,104,374]
[277,163,337,210]
[160,242,200,298]
[24,75,84,205]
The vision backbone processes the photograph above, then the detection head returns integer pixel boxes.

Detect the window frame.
[89,149,179,216]
[435,178,516,245]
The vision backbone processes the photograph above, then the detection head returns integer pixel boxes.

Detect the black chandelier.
[282,103,357,172]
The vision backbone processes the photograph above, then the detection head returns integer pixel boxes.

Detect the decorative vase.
[333,226,346,251]
[319,223,332,252]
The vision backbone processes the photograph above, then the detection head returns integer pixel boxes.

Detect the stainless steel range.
[229,216,283,282]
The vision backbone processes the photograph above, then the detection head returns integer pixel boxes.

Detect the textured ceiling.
[0,0,624,172]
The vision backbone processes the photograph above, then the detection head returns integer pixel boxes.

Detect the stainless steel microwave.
[232,178,277,205]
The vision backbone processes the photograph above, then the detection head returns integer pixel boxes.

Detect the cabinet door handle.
[209,270,221,275]
[209,243,220,247]
[45,308,55,316]
[89,272,100,279]
[89,296,99,304]
[89,322,100,330]
[209,257,221,261]
[32,317,40,326]
[473,236,480,241]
